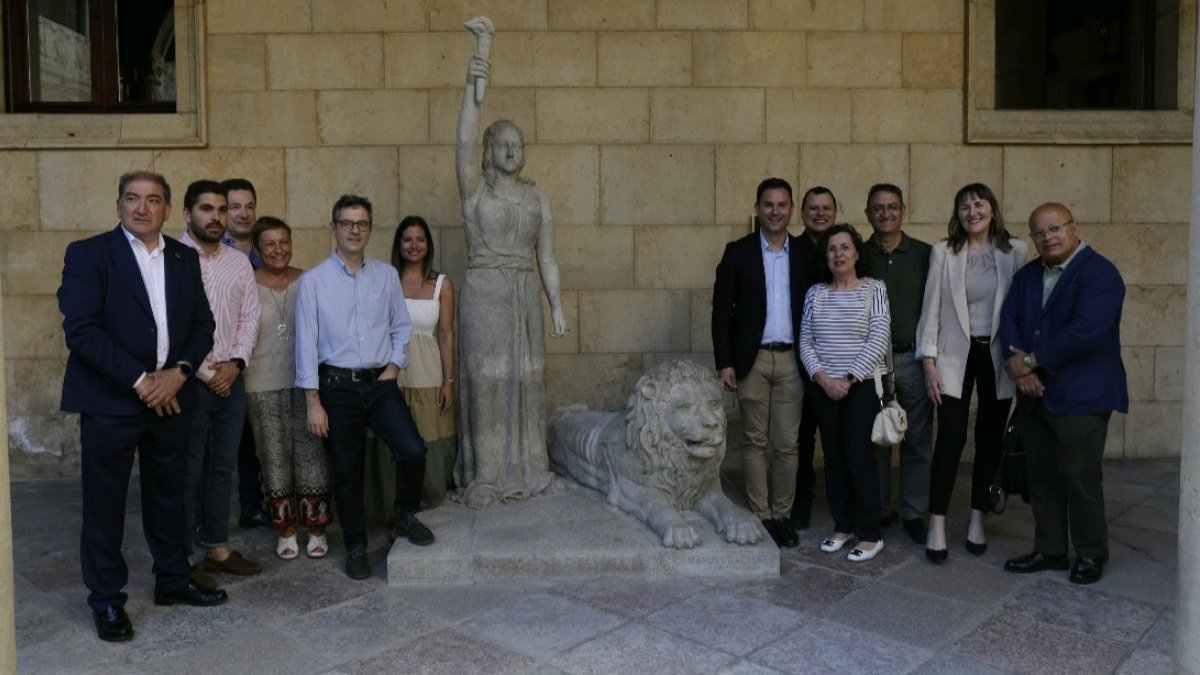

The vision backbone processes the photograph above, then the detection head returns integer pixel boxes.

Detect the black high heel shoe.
[925,548,948,563]
[965,539,987,556]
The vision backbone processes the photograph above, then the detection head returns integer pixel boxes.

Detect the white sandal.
[276,534,299,560]
[307,533,328,558]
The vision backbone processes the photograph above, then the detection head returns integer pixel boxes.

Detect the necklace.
[266,282,292,341]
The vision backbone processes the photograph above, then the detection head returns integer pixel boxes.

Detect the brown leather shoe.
[203,550,263,576]
[189,564,219,591]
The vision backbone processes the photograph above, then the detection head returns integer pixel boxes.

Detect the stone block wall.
[1,0,1188,475]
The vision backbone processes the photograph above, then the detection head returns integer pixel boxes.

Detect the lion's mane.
[623,360,726,511]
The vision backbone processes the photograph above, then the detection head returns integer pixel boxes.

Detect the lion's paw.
[662,524,701,549]
[725,518,765,545]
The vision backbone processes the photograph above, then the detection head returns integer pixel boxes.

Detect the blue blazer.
[998,245,1128,415]
[712,231,814,380]
[58,225,215,416]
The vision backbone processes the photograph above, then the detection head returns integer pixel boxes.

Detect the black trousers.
[1019,401,1111,559]
[792,388,819,513]
[80,409,191,611]
[809,379,881,542]
[319,373,426,552]
[929,339,1012,514]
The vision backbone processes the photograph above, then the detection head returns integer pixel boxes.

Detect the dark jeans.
[80,409,191,610]
[929,339,1012,514]
[810,379,882,543]
[237,417,266,517]
[185,377,247,555]
[792,388,819,514]
[1019,401,1111,559]
[319,372,426,551]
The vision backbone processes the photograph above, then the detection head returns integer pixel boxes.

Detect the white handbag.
[870,368,907,445]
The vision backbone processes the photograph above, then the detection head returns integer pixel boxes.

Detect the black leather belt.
[318,364,385,382]
[760,342,793,352]
[970,336,991,345]
[892,343,915,352]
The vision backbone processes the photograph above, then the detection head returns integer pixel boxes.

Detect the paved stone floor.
[11,458,1179,674]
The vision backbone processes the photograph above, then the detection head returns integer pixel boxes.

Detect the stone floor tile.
[460,592,626,657]
[954,613,1132,673]
[1004,578,1163,643]
[819,583,984,649]
[549,577,705,618]
[717,660,787,674]
[727,563,865,613]
[279,589,447,658]
[645,590,808,657]
[112,602,267,664]
[118,626,334,675]
[1115,649,1173,674]
[391,581,554,622]
[1112,499,1179,535]
[552,623,735,674]
[1110,523,1180,566]
[1138,608,1175,655]
[884,555,1021,605]
[750,618,933,674]
[225,564,374,619]
[339,628,538,674]
[910,654,1010,674]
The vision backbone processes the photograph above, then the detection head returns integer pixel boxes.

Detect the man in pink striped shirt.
[179,179,263,584]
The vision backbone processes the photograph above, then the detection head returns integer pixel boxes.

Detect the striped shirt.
[181,230,260,383]
[800,279,891,381]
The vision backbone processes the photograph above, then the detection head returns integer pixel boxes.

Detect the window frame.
[0,0,206,148]
[966,0,1197,144]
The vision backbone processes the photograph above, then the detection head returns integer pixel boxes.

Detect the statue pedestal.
[386,483,779,585]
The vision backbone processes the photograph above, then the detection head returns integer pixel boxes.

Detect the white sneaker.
[847,539,884,562]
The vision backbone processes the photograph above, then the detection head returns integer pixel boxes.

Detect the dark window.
[3,0,175,112]
[995,0,1178,110]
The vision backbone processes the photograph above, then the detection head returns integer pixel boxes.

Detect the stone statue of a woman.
[454,43,567,509]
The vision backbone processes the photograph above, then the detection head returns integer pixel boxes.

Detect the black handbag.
[989,409,1030,514]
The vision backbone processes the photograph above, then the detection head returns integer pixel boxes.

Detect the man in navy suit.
[712,177,813,548]
[58,171,228,642]
[999,202,1128,585]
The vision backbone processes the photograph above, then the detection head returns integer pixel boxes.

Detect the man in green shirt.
[862,183,932,544]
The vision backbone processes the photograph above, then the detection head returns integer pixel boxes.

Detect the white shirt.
[121,225,169,382]
[760,232,794,344]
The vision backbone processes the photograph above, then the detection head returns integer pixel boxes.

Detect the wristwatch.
[231,358,247,371]
[175,361,193,376]
[1022,354,1034,369]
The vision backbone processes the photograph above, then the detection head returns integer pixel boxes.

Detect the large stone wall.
[1,0,1189,476]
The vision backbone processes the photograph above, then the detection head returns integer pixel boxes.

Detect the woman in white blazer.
[916,183,1027,563]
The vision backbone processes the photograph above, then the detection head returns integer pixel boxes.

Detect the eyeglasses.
[1029,221,1073,241]
[335,220,372,232]
[868,204,903,215]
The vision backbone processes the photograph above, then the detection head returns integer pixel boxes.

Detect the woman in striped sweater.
[799,224,892,562]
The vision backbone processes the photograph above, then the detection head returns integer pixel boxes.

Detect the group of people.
[712,178,1128,579]
[58,172,467,642]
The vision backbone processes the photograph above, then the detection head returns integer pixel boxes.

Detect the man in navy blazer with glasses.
[998,202,1128,585]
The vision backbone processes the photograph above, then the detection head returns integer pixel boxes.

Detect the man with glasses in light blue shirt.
[295,194,434,580]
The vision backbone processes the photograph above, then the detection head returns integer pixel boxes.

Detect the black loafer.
[390,512,435,546]
[154,581,228,606]
[902,518,927,544]
[345,549,372,580]
[1069,556,1105,585]
[93,606,134,642]
[1003,551,1070,574]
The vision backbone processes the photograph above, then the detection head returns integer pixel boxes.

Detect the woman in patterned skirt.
[245,216,332,559]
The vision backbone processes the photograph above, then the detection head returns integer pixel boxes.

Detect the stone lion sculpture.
[548,359,764,549]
